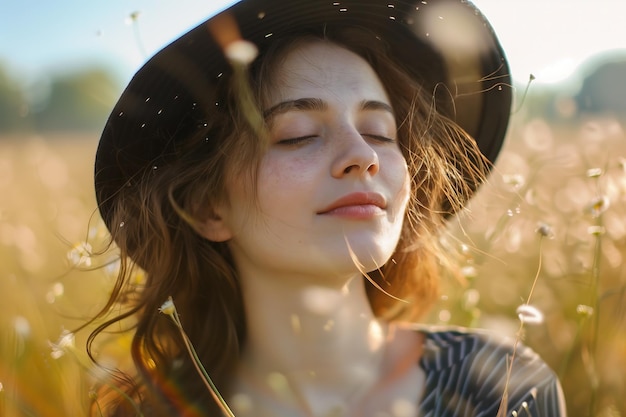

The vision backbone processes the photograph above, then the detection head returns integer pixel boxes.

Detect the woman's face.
[213,40,411,284]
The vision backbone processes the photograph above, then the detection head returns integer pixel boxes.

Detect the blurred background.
[1,0,625,415]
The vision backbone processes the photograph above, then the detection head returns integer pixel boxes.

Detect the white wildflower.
[535,222,553,238]
[461,265,477,279]
[225,40,258,65]
[516,304,544,325]
[576,304,594,318]
[502,174,525,191]
[159,296,176,316]
[587,225,605,236]
[67,242,93,267]
[49,329,75,359]
[586,196,610,218]
[586,168,603,178]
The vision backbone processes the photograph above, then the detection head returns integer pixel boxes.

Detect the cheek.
[387,152,411,206]
[256,152,321,203]
[396,174,411,222]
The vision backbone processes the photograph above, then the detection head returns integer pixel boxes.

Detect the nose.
[331,126,380,178]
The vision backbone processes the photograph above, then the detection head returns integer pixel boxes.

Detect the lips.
[317,192,387,215]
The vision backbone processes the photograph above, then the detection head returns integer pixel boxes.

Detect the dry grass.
[0,133,111,416]
[442,115,626,416]
[1,116,625,416]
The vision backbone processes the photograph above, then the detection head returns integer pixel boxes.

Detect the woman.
[89,0,566,416]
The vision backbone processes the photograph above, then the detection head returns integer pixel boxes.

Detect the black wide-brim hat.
[95,0,511,231]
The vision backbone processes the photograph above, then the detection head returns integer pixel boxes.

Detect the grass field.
[1,116,625,416]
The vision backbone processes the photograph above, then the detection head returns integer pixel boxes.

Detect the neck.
[233,272,388,415]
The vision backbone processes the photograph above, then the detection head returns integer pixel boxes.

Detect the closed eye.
[363,133,396,143]
[276,135,317,146]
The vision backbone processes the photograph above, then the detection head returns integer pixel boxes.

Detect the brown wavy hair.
[86,26,489,416]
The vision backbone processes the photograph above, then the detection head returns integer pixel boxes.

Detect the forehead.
[266,41,390,105]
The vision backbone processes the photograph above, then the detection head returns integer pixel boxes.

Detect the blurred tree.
[31,67,120,132]
[576,52,626,120]
[514,51,626,126]
[0,63,29,132]
[517,85,563,122]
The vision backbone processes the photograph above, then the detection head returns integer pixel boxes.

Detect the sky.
[1,0,625,88]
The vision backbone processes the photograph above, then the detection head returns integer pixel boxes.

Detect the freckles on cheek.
[258,155,314,200]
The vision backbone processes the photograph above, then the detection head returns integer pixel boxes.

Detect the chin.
[337,244,396,274]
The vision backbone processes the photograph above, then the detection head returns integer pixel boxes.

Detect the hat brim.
[95,0,511,228]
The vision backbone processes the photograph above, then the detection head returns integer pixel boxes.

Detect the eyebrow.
[360,100,394,115]
[263,98,394,120]
[263,98,326,120]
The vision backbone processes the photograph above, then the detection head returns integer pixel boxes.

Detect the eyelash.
[363,134,396,144]
[276,134,395,146]
[276,135,317,146]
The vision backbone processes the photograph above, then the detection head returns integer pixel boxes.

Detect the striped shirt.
[417,328,566,417]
